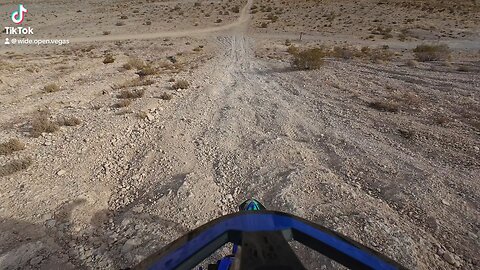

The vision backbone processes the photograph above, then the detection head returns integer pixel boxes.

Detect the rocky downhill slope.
[0,0,479,269]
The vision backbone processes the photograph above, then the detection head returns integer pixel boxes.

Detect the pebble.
[121,238,141,253]
[146,113,154,121]
[441,199,450,206]
[57,170,66,176]
[442,252,457,266]
[30,256,44,266]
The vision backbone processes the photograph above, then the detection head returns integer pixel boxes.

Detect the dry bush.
[114,99,132,108]
[103,54,115,64]
[43,83,60,93]
[368,100,400,113]
[368,48,395,62]
[124,57,145,70]
[114,78,154,89]
[457,65,472,72]
[0,158,32,177]
[290,48,325,70]
[0,139,25,155]
[231,6,240,13]
[136,65,157,77]
[160,92,173,100]
[406,59,419,68]
[115,22,125,26]
[172,80,190,89]
[331,46,359,59]
[30,112,59,137]
[413,44,451,62]
[260,22,268,28]
[57,116,81,126]
[287,45,298,54]
[398,128,416,139]
[103,31,111,35]
[117,89,145,99]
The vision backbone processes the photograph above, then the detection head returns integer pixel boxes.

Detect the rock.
[45,219,56,228]
[57,170,66,176]
[132,204,144,213]
[225,194,233,201]
[29,256,44,266]
[467,231,478,239]
[146,113,154,121]
[441,199,450,206]
[442,252,457,265]
[121,238,141,253]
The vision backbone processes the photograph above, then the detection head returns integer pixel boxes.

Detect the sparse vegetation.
[30,111,59,137]
[290,47,325,70]
[413,44,451,62]
[114,99,132,108]
[0,158,32,177]
[123,57,146,70]
[0,139,25,155]
[103,31,111,35]
[368,100,400,113]
[406,59,419,68]
[114,78,154,89]
[57,116,81,126]
[136,65,157,77]
[172,80,190,89]
[117,89,145,99]
[160,92,173,100]
[43,83,60,93]
[103,54,115,64]
[231,6,240,13]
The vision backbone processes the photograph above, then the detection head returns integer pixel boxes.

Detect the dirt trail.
[71,0,254,43]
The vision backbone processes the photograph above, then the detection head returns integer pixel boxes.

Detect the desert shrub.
[172,80,190,89]
[103,54,115,64]
[368,48,394,62]
[287,45,298,54]
[413,44,451,62]
[30,113,59,137]
[114,78,154,89]
[216,19,223,23]
[231,6,240,13]
[114,99,132,108]
[124,57,145,70]
[368,100,400,112]
[160,92,173,100]
[43,83,60,93]
[120,15,128,19]
[332,46,357,59]
[398,129,416,139]
[260,22,268,28]
[57,116,81,126]
[406,59,419,68]
[0,139,25,155]
[136,65,157,77]
[0,158,32,177]
[145,21,152,25]
[117,89,145,99]
[115,21,125,26]
[103,31,111,35]
[291,48,325,70]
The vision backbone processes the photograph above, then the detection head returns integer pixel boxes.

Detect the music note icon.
[11,4,28,24]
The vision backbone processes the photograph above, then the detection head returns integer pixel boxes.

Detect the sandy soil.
[0,0,479,269]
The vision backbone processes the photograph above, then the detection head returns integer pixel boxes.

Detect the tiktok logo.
[11,4,28,24]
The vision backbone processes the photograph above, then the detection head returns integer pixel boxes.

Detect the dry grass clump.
[114,99,132,108]
[368,100,400,113]
[114,78,154,89]
[30,112,59,137]
[103,31,111,35]
[160,92,173,100]
[290,47,325,70]
[117,89,145,99]
[231,6,240,13]
[0,158,32,177]
[413,44,451,62]
[103,54,115,64]
[136,65,157,77]
[43,83,60,93]
[406,59,419,68]
[0,139,25,155]
[172,80,190,89]
[57,116,81,126]
[123,57,146,70]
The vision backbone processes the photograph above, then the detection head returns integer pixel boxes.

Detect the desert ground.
[0,0,479,269]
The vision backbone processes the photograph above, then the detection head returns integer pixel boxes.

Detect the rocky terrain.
[0,0,479,269]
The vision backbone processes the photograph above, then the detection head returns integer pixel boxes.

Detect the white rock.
[57,170,66,176]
